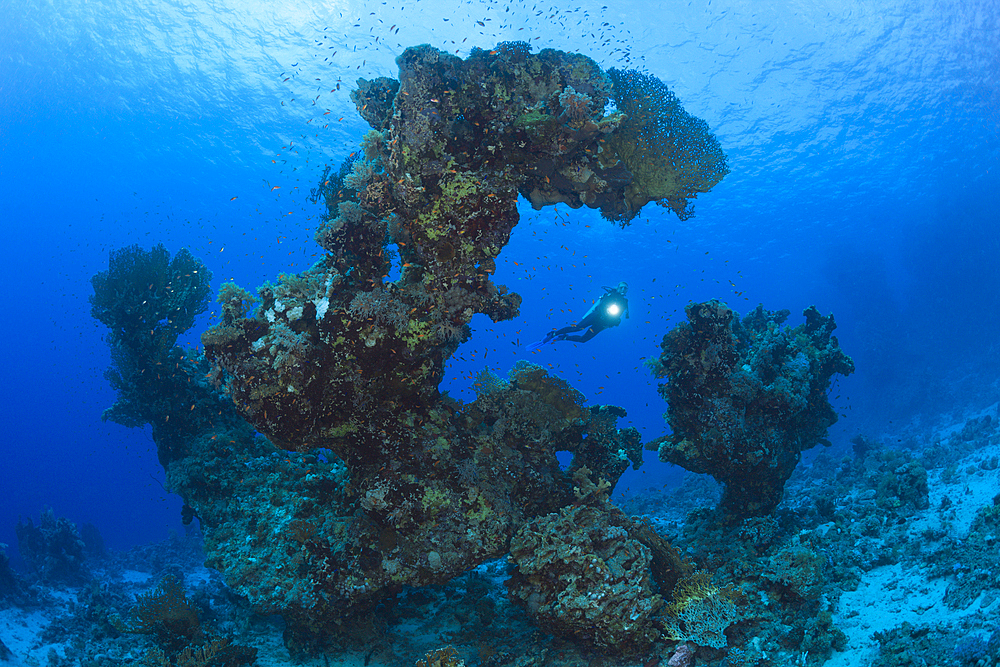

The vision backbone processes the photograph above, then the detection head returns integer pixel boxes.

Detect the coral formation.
[845,437,931,513]
[15,509,89,585]
[415,646,465,667]
[90,244,211,365]
[202,44,722,461]
[93,41,727,653]
[350,76,400,130]
[647,300,855,517]
[471,367,509,396]
[661,572,745,650]
[113,575,201,652]
[761,545,825,601]
[93,246,644,648]
[925,496,1000,609]
[601,68,730,222]
[0,543,20,601]
[873,621,1000,667]
[89,245,241,465]
[204,42,722,456]
[506,468,670,656]
[113,574,257,666]
[142,637,257,667]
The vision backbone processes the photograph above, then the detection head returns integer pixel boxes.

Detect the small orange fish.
[271,186,280,191]
[230,196,238,201]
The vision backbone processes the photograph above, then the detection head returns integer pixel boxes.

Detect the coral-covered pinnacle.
[647,300,854,518]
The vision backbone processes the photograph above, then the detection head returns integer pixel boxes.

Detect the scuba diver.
[527,282,629,350]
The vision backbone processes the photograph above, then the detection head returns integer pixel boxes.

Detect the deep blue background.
[1,0,998,562]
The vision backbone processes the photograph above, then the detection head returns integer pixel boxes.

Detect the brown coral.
[415,646,465,667]
[506,469,673,656]
[114,575,201,652]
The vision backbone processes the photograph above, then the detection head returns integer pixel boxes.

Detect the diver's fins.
[526,333,563,351]
[525,339,548,352]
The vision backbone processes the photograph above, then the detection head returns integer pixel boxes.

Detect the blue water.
[1,0,997,560]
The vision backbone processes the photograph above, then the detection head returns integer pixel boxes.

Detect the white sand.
[827,415,1000,667]
[0,607,62,666]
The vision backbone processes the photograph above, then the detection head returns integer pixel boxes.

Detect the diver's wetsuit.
[545,284,629,343]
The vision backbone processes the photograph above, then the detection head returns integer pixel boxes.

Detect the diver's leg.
[564,327,599,343]
[558,324,584,335]
[550,324,584,340]
[576,312,600,329]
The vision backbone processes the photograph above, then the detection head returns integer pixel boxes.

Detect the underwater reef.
[84,42,884,664]
[91,42,732,653]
